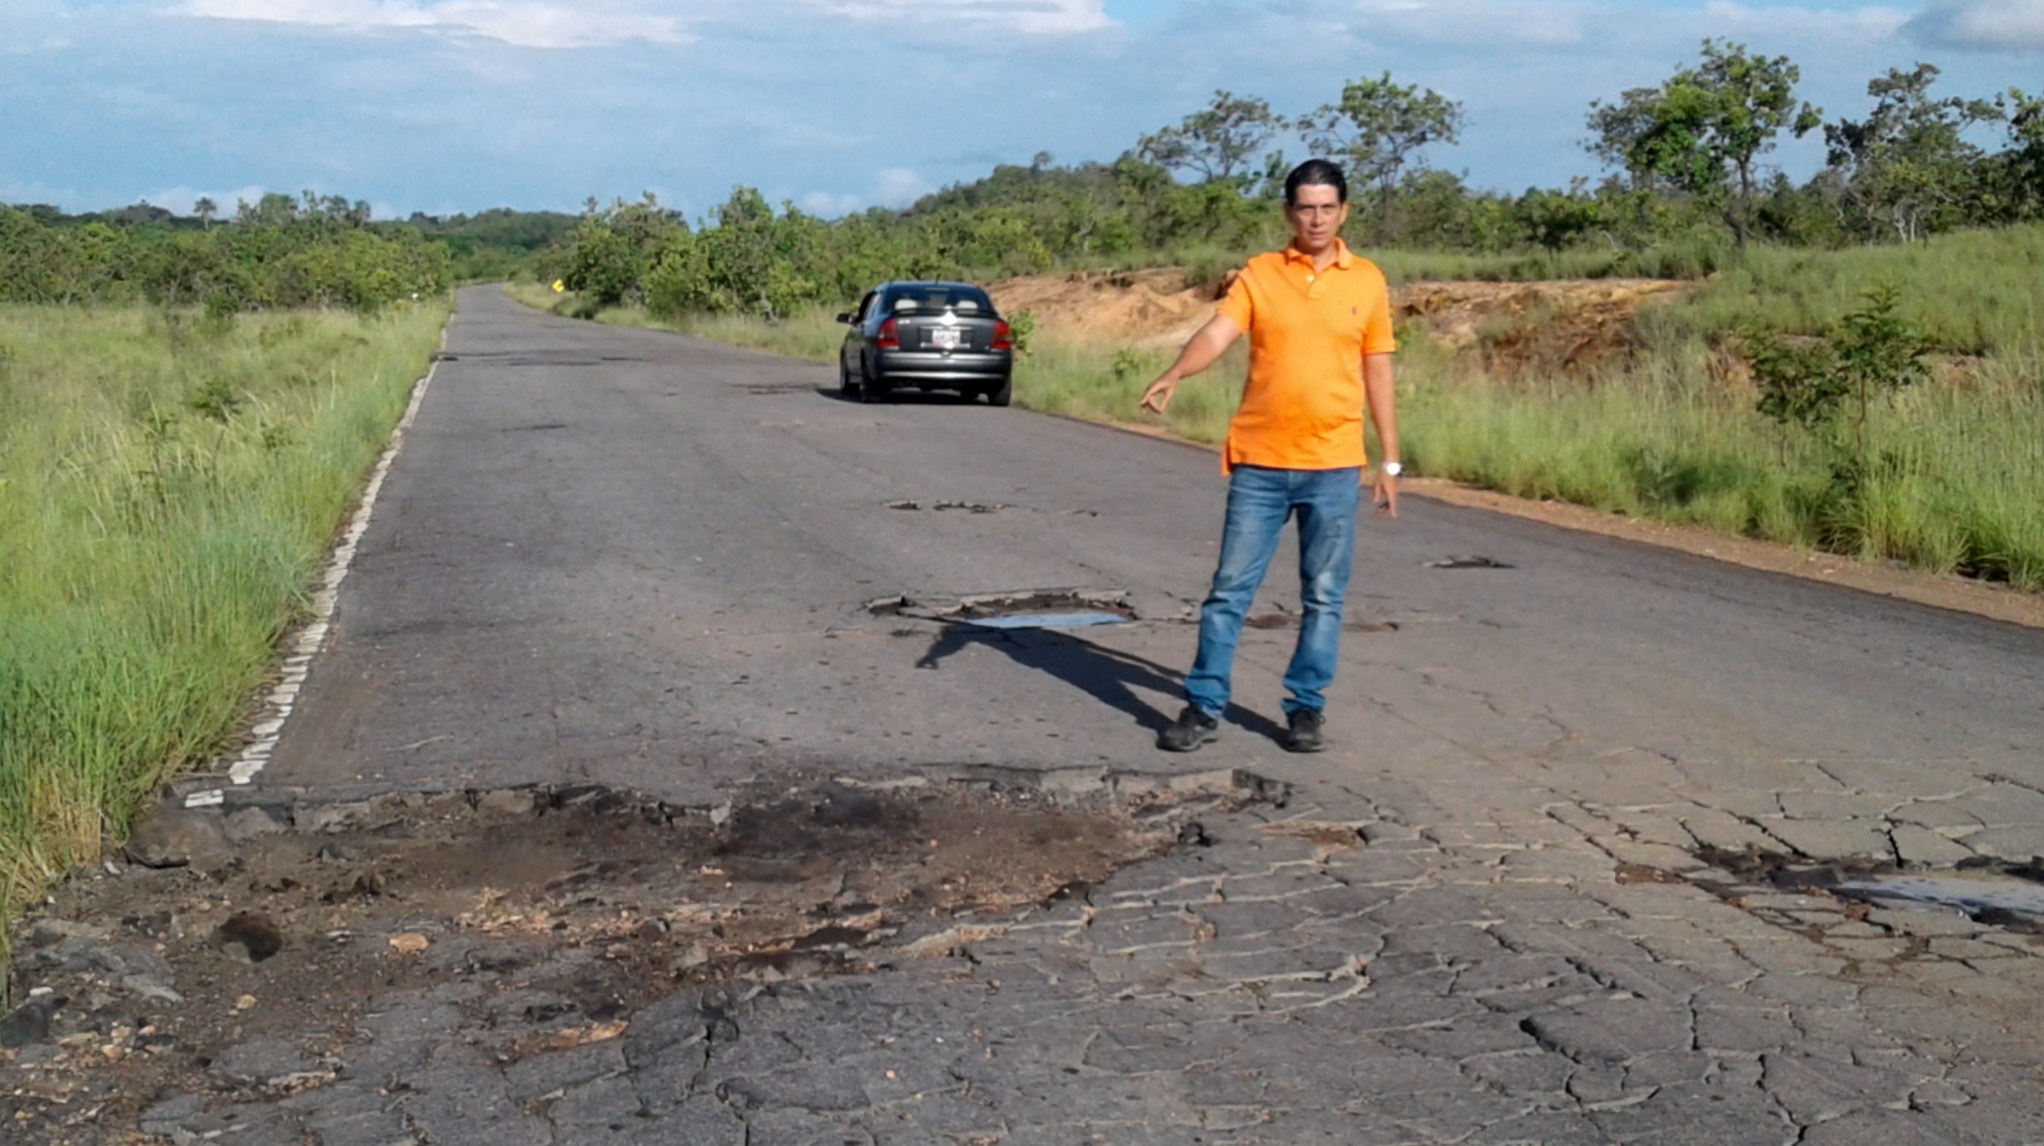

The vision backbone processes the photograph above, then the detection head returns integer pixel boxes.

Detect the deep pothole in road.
[2,769,1272,1135]
[868,589,1137,630]
[1244,611,1400,634]
[1624,846,2044,938]
[884,500,1014,514]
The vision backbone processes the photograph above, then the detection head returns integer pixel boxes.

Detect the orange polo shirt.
[1214,239,1396,473]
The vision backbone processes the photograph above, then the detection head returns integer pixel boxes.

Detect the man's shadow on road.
[914,624,1287,743]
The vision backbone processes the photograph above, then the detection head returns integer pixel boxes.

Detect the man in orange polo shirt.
[1140,159,1400,753]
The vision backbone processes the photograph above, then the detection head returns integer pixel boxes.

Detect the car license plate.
[932,328,960,350]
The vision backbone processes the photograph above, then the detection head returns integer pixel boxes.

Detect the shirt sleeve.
[1361,267,1396,355]
[1215,266,1253,330]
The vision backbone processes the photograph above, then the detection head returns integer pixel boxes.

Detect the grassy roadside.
[0,303,448,951]
[505,225,2044,591]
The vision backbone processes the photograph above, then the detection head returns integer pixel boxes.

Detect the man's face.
[1285,184,1348,252]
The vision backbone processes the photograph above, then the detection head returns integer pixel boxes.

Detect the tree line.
[6,39,2035,320]
[548,40,2041,322]
[0,194,580,312]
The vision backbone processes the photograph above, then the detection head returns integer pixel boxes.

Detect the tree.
[1515,181,1605,252]
[193,197,217,230]
[1588,39,1821,246]
[1996,88,2044,220]
[558,193,685,309]
[1304,72,1465,241]
[1747,285,1930,482]
[1136,90,1287,186]
[1824,64,2000,242]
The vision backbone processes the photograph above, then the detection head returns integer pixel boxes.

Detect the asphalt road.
[209,284,2044,1143]
[273,287,2042,810]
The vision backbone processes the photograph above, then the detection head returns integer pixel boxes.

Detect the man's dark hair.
[1284,159,1348,206]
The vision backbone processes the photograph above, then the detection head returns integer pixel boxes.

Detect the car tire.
[984,375,1012,407]
[861,366,890,404]
[839,359,861,398]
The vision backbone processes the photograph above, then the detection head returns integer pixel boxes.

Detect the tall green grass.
[1399,341,2044,587]
[1647,227,2044,355]
[0,303,446,942]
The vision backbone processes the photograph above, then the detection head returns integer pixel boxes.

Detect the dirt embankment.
[989,268,1686,373]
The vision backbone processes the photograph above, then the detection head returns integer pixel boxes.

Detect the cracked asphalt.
[88,287,2044,1142]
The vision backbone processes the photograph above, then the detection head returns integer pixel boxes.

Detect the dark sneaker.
[1158,705,1221,752]
[1283,708,1326,753]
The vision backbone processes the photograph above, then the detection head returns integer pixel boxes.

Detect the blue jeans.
[1185,465,1362,718]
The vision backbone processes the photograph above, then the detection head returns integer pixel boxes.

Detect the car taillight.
[992,320,1013,351]
[876,317,900,349]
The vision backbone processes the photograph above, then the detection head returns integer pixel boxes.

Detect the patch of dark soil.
[885,500,1014,513]
[1670,846,2044,934]
[952,591,1135,622]
[2,774,1263,1139]
[1244,613,1398,633]
[1424,555,1516,570]
[1614,863,1688,886]
[868,589,1136,625]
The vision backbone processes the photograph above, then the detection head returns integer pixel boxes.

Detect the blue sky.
[1,0,2039,220]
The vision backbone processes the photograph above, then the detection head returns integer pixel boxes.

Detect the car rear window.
[890,285,993,313]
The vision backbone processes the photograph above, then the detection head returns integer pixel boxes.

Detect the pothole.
[2,770,1270,1131]
[1425,555,1515,569]
[1650,847,2044,935]
[1836,873,2044,925]
[885,500,1015,514]
[867,589,1137,630]
[1244,612,1399,634]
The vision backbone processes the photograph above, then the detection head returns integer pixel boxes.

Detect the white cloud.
[812,0,1110,36]
[1906,0,2044,52]
[872,168,931,208]
[1349,0,1909,49]
[174,0,692,49]
[1351,0,1598,45]
[800,190,861,216]
[798,169,930,217]
[0,175,82,206]
[1698,1,1910,41]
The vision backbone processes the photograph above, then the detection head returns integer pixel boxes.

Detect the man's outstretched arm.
[1365,352,1400,517]
[1140,315,1243,414]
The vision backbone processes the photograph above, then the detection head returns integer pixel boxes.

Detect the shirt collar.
[1283,238,1353,271]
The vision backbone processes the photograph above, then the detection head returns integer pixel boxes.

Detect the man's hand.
[1371,470,1399,518]
[1139,315,1242,417]
[1140,374,1178,415]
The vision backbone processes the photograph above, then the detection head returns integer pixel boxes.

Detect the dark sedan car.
[837,281,1014,406]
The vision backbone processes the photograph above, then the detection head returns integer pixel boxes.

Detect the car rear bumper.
[873,350,1011,385]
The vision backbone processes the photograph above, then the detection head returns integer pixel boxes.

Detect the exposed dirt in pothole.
[884,500,1014,514]
[1243,612,1397,634]
[1,772,1265,1139]
[868,589,1136,624]
[1649,846,2044,936]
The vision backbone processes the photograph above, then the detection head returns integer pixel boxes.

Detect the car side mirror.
[835,312,853,324]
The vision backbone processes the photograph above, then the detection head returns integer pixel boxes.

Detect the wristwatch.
[1380,461,1403,477]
